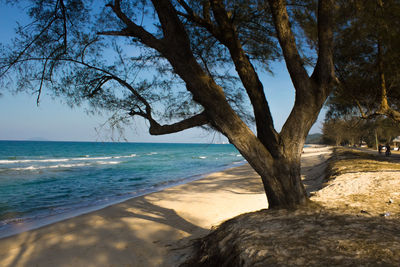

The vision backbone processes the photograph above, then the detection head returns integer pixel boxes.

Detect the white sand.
[0,146,331,267]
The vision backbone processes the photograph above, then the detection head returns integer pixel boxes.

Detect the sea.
[0,141,244,238]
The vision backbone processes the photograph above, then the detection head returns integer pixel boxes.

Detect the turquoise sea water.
[0,141,243,237]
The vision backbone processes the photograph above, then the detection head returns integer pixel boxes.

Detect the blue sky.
[0,2,325,143]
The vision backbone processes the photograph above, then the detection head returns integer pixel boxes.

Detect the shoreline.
[0,145,331,267]
[0,164,268,267]
[0,160,246,240]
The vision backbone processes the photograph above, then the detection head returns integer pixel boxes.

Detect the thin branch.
[105,1,164,51]
[355,99,369,118]
[81,38,99,63]
[87,76,112,97]
[59,0,68,52]
[7,55,154,117]
[38,43,69,105]
[0,0,65,79]
[37,57,48,105]
[97,29,133,37]
[176,0,216,33]
[0,16,57,78]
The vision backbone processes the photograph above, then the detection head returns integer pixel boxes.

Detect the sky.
[0,2,325,143]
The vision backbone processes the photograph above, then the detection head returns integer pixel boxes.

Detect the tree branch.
[59,0,68,52]
[147,112,209,135]
[86,76,113,98]
[150,0,191,47]
[311,0,335,85]
[355,99,370,118]
[0,16,57,78]
[97,29,133,37]
[176,0,216,32]
[208,0,280,155]
[275,0,335,155]
[268,0,310,90]
[105,1,164,51]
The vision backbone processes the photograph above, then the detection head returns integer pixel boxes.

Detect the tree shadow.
[159,165,265,196]
[301,152,331,193]
[0,196,207,267]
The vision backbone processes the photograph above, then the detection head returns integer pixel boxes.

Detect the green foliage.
[0,0,286,131]
[305,133,322,144]
[326,0,400,119]
[322,116,400,146]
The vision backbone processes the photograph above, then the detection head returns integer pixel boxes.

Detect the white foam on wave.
[0,154,137,164]
[11,163,91,171]
[0,159,70,164]
[73,156,111,161]
[96,161,121,165]
[113,154,136,159]
[10,161,122,171]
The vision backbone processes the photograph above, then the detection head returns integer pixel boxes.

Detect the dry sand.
[0,146,331,267]
[180,147,400,266]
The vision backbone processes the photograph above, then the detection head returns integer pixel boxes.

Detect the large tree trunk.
[233,140,307,208]
[222,125,308,209]
[261,155,307,208]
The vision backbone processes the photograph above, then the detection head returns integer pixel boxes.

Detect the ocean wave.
[0,159,70,164]
[9,161,122,171]
[10,163,92,171]
[96,161,121,165]
[0,154,137,164]
[0,217,26,226]
[113,154,136,159]
[191,156,207,159]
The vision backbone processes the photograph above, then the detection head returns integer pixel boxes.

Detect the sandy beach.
[0,146,331,266]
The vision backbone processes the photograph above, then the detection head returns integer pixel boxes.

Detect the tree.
[327,0,400,122]
[322,112,400,147]
[0,0,336,209]
[322,115,368,146]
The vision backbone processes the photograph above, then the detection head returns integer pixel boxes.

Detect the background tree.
[326,0,400,122]
[0,0,336,209]
[322,114,400,147]
[322,115,365,146]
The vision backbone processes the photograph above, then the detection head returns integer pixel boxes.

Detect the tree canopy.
[326,0,400,121]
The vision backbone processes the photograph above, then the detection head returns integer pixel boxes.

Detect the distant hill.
[306,133,323,144]
[27,137,50,141]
